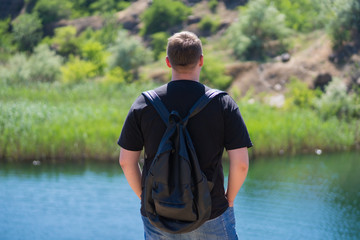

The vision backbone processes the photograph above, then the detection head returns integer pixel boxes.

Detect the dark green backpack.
[142,89,225,234]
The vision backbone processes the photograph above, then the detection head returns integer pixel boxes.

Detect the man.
[118,31,252,239]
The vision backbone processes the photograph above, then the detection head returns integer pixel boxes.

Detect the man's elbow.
[119,155,127,169]
[239,161,249,172]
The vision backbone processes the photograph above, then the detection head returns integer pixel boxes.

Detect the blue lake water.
[0,152,359,240]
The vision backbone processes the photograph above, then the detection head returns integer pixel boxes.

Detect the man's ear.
[166,56,172,68]
[199,55,204,67]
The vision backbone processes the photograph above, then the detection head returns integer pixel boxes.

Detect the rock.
[274,83,282,91]
[314,73,332,91]
[281,53,291,62]
[187,15,201,25]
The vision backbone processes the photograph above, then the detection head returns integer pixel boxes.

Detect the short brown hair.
[167,31,202,69]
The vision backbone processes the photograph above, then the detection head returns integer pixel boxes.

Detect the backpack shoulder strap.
[184,89,226,125]
[142,90,169,125]
[183,89,227,191]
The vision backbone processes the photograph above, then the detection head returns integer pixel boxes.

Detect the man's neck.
[170,71,200,82]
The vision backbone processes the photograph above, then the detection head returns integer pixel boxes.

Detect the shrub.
[269,0,327,32]
[12,13,43,51]
[201,55,232,90]
[79,14,122,46]
[150,32,169,60]
[0,18,15,62]
[51,26,80,57]
[108,30,152,75]
[141,0,191,35]
[284,77,319,109]
[34,0,72,24]
[102,67,127,84]
[226,0,291,60]
[198,16,220,34]
[327,0,360,49]
[314,78,360,120]
[61,57,99,83]
[89,0,131,13]
[80,40,107,75]
[0,45,63,84]
[27,45,64,82]
[209,0,218,13]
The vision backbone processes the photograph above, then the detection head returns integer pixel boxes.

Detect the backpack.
[142,88,226,234]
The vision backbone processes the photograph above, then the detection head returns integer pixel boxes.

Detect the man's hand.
[226,147,249,207]
[119,148,142,200]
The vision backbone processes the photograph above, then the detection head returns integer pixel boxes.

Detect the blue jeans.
[142,207,238,240]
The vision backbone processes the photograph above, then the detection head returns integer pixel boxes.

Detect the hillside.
[1,0,359,98]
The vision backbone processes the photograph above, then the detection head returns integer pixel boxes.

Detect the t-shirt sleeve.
[117,96,145,151]
[222,95,253,150]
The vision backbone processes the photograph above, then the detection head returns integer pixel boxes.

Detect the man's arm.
[119,148,142,200]
[225,147,249,207]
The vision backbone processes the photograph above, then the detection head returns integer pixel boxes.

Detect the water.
[0,152,359,240]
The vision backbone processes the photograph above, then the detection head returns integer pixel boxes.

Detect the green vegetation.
[0,80,358,161]
[198,16,220,34]
[140,0,191,35]
[12,13,43,52]
[327,0,360,49]
[269,0,326,32]
[0,0,359,161]
[0,82,157,161]
[108,30,152,77]
[226,0,291,60]
[0,45,63,84]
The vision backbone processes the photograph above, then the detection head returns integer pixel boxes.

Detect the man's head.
[166,31,203,72]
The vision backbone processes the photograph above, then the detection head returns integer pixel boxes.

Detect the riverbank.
[0,82,359,162]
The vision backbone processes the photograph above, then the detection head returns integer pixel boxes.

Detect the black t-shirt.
[118,80,252,219]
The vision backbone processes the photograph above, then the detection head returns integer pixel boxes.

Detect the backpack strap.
[142,90,170,125]
[183,89,226,126]
[183,89,226,191]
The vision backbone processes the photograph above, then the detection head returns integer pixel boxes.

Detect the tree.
[226,0,291,60]
[12,13,43,51]
[327,0,360,50]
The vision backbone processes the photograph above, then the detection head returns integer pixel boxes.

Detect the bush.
[51,26,80,57]
[89,0,131,14]
[80,40,107,75]
[314,78,360,120]
[0,18,15,62]
[141,0,191,35]
[269,0,327,32]
[284,77,319,109]
[108,30,152,75]
[12,13,43,51]
[201,55,232,90]
[102,67,127,84]
[0,45,63,84]
[61,57,99,84]
[198,16,220,34]
[327,0,360,49]
[209,0,218,13]
[150,32,169,60]
[226,0,291,60]
[79,14,122,46]
[27,45,64,82]
[34,0,72,24]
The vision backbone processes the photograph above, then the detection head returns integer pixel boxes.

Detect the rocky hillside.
[4,0,359,100]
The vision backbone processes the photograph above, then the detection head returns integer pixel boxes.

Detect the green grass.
[0,82,358,162]
[0,82,158,162]
[240,102,359,157]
